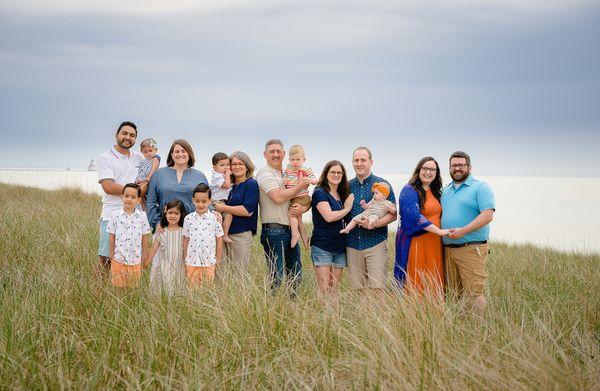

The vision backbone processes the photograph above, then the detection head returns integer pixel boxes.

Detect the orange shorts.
[186,265,216,288]
[111,259,142,288]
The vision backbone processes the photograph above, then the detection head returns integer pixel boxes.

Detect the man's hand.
[448,227,465,239]
[295,177,310,190]
[289,203,304,217]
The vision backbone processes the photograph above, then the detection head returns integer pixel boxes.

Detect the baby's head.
[212,152,230,174]
[371,182,390,201]
[288,145,306,169]
[140,138,159,159]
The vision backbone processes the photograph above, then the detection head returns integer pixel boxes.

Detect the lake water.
[1,170,599,254]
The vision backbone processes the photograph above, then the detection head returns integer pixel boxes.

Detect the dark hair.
[408,157,442,208]
[122,182,141,197]
[116,121,137,136]
[449,151,471,166]
[212,152,229,166]
[167,139,195,168]
[192,183,211,198]
[160,199,186,228]
[317,160,350,202]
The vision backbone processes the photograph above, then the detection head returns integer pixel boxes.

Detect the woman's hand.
[439,228,451,236]
[213,211,223,224]
[155,224,165,234]
[213,202,225,213]
[343,194,355,211]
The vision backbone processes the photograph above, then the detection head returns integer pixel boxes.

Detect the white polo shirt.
[97,146,144,220]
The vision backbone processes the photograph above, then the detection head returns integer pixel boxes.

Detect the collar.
[120,208,141,217]
[111,146,130,159]
[452,175,474,188]
[355,173,374,185]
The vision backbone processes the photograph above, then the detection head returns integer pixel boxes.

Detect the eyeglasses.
[420,167,437,173]
[450,163,468,169]
[231,162,246,167]
[329,171,344,176]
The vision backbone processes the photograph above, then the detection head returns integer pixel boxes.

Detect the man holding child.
[256,139,310,294]
[345,147,397,291]
[96,121,144,279]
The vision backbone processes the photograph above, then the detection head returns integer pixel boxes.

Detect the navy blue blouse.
[227,178,259,235]
[310,187,347,253]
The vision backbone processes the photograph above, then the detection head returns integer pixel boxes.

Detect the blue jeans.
[260,225,302,294]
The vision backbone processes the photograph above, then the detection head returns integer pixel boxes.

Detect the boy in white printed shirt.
[107,183,151,287]
[183,183,224,288]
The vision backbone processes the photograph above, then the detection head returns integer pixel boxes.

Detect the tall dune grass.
[0,184,598,389]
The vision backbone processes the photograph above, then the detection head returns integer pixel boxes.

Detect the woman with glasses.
[213,151,259,273]
[310,160,354,306]
[394,157,449,295]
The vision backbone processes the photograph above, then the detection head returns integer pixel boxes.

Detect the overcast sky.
[0,0,598,176]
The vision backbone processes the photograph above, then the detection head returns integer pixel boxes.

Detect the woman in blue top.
[213,151,259,273]
[146,139,208,230]
[310,160,355,305]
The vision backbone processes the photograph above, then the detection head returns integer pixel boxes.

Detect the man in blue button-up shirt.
[346,147,397,291]
[442,151,495,315]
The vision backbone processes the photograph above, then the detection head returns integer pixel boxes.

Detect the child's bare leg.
[298,217,309,247]
[290,215,301,248]
[222,213,233,243]
[340,219,358,234]
[367,216,378,229]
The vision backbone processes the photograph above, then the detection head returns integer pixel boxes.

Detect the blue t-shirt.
[311,187,347,253]
[347,173,396,250]
[227,178,259,235]
[441,175,495,245]
[146,167,208,229]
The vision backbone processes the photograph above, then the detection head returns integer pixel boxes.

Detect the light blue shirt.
[441,175,495,245]
[146,167,208,229]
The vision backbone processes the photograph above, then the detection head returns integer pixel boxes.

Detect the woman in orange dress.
[394,157,449,295]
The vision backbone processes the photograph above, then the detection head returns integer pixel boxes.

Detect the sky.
[0,0,599,177]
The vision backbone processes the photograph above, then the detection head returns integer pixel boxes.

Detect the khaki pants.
[223,231,253,273]
[444,243,489,299]
[346,241,388,289]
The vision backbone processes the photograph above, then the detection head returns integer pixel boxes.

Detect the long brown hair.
[408,157,442,208]
[166,139,195,168]
[317,160,350,202]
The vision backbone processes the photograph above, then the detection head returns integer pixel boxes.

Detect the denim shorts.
[311,245,347,268]
[98,219,110,257]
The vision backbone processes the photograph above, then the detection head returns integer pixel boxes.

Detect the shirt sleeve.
[106,214,117,234]
[386,180,397,205]
[477,182,496,211]
[182,216,191,237]
[311,187,328,204]
[97,154,114,182]
[215,219,224,237]
[146,170,161,228]
[242,180,259,215]
[141,213,151,234]
[257,171,279,193]
[210,173,225,188]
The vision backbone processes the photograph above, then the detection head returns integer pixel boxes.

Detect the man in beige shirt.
[256,139,310,294]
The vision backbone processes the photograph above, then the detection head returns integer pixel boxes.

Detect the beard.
[117,139,133,150]
[450,169,469,182]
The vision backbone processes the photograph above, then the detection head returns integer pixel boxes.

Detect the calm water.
[1,170,599,254]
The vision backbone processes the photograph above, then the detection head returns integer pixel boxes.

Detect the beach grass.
[0,183,599,389]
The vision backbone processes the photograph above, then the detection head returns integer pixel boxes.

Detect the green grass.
[1,183,599,389]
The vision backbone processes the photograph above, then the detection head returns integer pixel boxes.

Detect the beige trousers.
[346,241,389,289]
